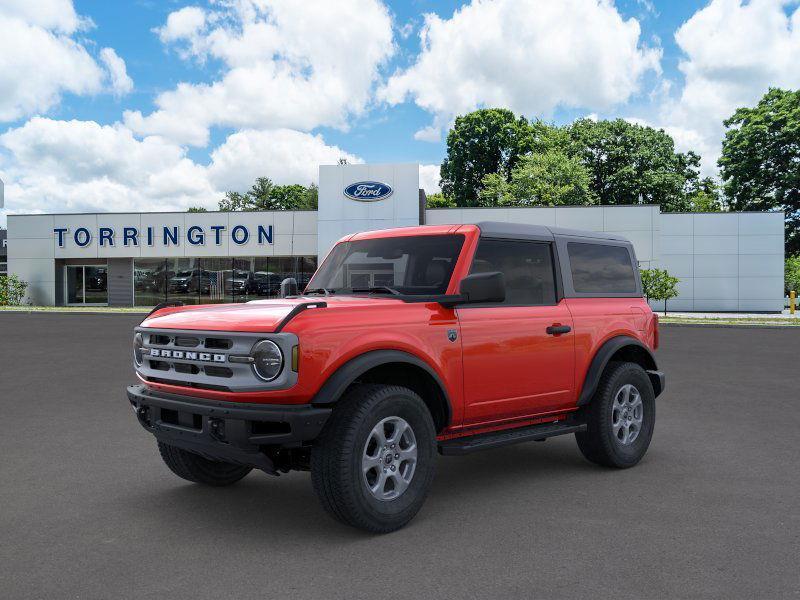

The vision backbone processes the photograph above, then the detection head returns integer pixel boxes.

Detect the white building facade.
[6,162,785,311]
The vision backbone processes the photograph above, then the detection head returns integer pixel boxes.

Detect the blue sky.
[55,0,700,164]
[1,0,799,222]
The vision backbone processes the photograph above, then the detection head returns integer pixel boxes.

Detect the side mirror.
[280,277,299,298]
[459,271,505,304]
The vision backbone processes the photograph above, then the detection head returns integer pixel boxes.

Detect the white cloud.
[657,0,800,174]
[0,2,132,122]
[126,0,394,146]
[0,118,362,218]
[156,6,207,44]
[380,0,661,141]
[0,0,83,32]
[418,164,441,194]
[100,48,134,96]
[206,129,362,193]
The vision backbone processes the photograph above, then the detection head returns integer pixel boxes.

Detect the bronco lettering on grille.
[149,348,226,363]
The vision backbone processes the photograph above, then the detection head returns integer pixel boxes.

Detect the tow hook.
[135,405,151,427]
[209,418,226,442]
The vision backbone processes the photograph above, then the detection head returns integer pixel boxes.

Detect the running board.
[438,420,587,456]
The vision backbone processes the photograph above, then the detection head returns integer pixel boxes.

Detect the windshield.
[308,234,464,296]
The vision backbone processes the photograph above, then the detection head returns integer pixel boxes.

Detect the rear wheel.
[157,442,252,486]
[576,362,656,468]
[311,384,437,533]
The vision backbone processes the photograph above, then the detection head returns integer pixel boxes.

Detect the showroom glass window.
[133,256,318,307]
[567,243,637,294]
[65,264,108,305]
[469,239,557,305]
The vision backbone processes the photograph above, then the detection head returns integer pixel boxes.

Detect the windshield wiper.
[304,287,334,296]
[350,286,401,295]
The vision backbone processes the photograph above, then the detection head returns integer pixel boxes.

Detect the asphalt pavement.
[1,313,798,599]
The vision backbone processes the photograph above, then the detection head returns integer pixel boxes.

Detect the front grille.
[135,327,298,393]
[205,338,233,350]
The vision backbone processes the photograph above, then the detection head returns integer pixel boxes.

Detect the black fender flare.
[577,336,662,405]
[311,349,452,425]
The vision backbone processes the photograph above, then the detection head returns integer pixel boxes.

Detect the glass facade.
[66,265,108,305]
[133,256,317,307]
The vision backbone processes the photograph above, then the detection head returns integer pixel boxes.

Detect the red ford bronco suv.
[127,222,664,533]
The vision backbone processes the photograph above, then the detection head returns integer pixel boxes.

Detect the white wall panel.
[694,254,738,277]
[738,277,783,300]
[738,235,784,255]
[738,255,783,277]
[694,213,738,236]
[603,206,652,231]
[694,277,739,298]
[660,236,693,254]
[554,207,604,230]
[660,213,693,236]
[693,235,738,255]
[738,212,784,235]
[659,254,693,278]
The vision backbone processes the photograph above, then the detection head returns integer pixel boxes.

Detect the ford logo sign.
[344,181,393,202]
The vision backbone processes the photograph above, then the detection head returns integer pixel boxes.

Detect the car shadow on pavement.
[115,438,601,540]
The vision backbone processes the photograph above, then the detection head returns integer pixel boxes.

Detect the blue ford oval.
[343,181,394,202]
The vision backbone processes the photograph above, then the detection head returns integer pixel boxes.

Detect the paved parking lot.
[1,313,798,599]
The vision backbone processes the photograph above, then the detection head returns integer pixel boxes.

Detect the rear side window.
[470,239,556,305]
[567,242,637,294]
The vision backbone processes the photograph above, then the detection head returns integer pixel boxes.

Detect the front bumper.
[127,384,331,473]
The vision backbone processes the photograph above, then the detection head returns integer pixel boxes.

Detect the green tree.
[641,268,680,315]
[270,184,310,210]
[567,118,700,211]
[218,190,252,212]
[440,108,541,206]
[719,88,800,254]
[477,173,511,206]
[218,177,319,212]
[304,183,319,210]
[505,151,594,207]
[0,274,28,306]
[785,255,800,296]
[686,177,725,212]
[187,206,208,213]
[425,192,456,208]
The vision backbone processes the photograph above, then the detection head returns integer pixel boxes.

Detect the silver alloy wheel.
[362,416,418,501]
[611,384,644,446]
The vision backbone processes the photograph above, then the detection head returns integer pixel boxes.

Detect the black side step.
[438,420,587,456]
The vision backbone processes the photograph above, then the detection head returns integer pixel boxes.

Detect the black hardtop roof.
[474,221,629,243]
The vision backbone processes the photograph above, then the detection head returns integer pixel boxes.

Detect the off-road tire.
[157,442,252,486]
[576,361,656,468]
[311,384,437,533]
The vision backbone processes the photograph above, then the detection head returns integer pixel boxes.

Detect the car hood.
[141,295,404,333]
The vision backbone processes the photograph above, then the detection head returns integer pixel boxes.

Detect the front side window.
[309,234,465,295]
[469,239,557,305]
[567,242,637,294]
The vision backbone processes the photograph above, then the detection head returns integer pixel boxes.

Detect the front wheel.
[311,384,437,533]
[575,362,656,468]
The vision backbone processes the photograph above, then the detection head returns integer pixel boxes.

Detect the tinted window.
[470,239,556,305]
[309,234,465,295]
[568,242,637,294]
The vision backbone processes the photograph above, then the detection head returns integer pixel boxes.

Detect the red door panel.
[458,301,575,426]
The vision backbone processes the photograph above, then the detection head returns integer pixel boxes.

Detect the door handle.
[546,324,571,335]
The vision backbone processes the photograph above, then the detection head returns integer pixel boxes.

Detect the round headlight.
[133,332,144,367]
[252,340,283,382]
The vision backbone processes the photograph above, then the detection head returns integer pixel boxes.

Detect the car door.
[457,238,575,426]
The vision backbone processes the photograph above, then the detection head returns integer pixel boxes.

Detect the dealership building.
[6,162,785,312]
